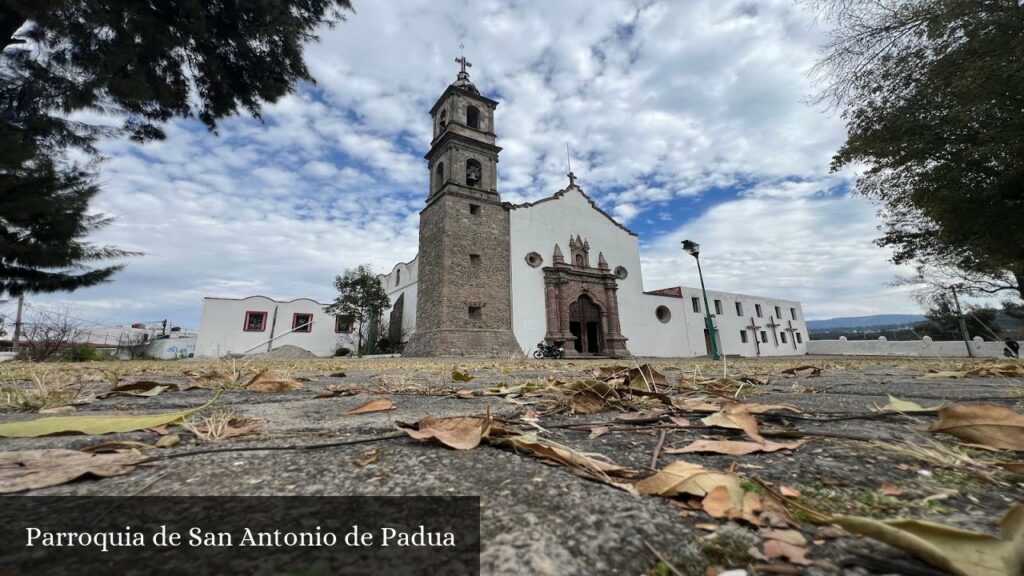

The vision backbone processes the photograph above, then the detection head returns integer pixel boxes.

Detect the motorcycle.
[532,341,565,359]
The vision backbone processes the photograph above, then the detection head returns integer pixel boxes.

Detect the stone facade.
[542,237,629,357]
[403,66,521,356]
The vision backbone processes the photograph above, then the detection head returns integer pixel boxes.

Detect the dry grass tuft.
[0,371,87,411]
[184,407,241,443]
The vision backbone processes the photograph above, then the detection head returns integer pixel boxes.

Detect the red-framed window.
[243,311,268,332]
[292,313,313,333]
[335,316,353,333]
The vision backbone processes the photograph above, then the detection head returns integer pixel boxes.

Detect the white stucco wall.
[195,296,358,358]
[379,256,419,343]
[508,188,690,355]
[808,337,1006,358]
[687,289,809,357]
[507,187,808,358]
[145,336,197,359]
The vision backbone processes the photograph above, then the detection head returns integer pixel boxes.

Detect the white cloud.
[27,0,921,328]
[639,193,920,319]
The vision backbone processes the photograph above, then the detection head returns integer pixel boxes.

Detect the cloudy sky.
[22,0,927,330]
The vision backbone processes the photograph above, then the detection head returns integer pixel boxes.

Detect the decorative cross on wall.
[567,171,577,187]
[455,55,472,73]
[784,320,799,350]
[765,316,781,347]
[746,317,762,357]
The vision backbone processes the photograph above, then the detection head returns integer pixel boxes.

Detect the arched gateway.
[542,237,629,358]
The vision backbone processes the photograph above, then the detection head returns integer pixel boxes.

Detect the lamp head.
[681,240,700,257]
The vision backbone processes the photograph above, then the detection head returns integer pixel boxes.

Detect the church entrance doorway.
[569,294,604,355]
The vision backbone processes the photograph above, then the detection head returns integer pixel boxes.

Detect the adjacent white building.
[195,296,359,358]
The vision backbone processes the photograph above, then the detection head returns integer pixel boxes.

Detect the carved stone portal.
[543,241,629,358]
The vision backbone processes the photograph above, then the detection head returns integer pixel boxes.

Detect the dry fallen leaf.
[451,370,474,382]
[665,438,808,456]
[0,449,142,493]
[928,403,1024,451]
[455,389,475,399]
[342,398,396,416]
[314,384,367,398]
[245,370,302,392]
[501,435,636,490]
[780,486,802,498]
[763,538,811,566]
[570,391,606,414]
[780,366,821,378]
[398,411,492,450]
[763,529,807,547]
[880,482,903,496]
[701,405,764,443]
[878,395,943,413]
[589,426,611,439]
[0,394,219,438]
[831,503,1024,576]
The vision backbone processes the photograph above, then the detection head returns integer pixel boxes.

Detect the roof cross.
[455,55,472,74]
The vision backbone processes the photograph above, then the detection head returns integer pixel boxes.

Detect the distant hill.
[807,314,926,330]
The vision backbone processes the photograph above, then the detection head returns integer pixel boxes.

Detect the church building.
[381,60,808,358]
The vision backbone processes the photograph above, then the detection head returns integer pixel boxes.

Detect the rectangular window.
[796,332,803,344]
[760,330,767,343]
[243,311,267,332]
[292,313,313,332]
[735,302,743,316]
[755,304,763,318]
[740,330,748,343]
[334,316,353,333]
[691,297,700,313]
[468,306,482,320]
[714,299,723,315]
[781,332,788,344]
[774,306,782,318]
[469,204,481,215]
[469,254,481,265]
[790,307,797,320]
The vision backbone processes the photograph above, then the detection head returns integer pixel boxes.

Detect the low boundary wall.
[808,336,1007,358]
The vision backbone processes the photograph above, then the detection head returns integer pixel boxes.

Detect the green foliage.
[819,0,1024,299]
[1,0,353,297]
[918,295,1000,341]
[67,343,100,362]
[2,0,354,146]
[325,265,391,355]
[0,159,135,296]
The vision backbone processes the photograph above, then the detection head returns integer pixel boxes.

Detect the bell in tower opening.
[402,54,521,357]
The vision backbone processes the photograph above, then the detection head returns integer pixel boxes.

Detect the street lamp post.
[682,240,721,360]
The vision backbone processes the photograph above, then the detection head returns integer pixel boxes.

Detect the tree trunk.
[1014,267,1024,302]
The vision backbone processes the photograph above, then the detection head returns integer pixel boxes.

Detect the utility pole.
[161,319,167,337]
[11,295,24,354]
[950,286,974,358]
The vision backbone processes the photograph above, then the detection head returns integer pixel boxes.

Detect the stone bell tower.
[402,57,521,356]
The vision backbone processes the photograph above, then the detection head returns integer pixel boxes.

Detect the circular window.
[614,266,628,279]
[525,252,543,268]
[656,306,671,323]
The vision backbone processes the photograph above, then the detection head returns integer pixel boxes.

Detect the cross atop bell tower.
[426,55,501,202]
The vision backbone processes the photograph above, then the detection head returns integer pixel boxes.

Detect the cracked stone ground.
[1,356,1023,575]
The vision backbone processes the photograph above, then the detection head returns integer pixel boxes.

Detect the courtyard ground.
[1,355,1023,575]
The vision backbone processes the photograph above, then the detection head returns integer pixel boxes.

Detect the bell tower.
[403,57,521,357]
